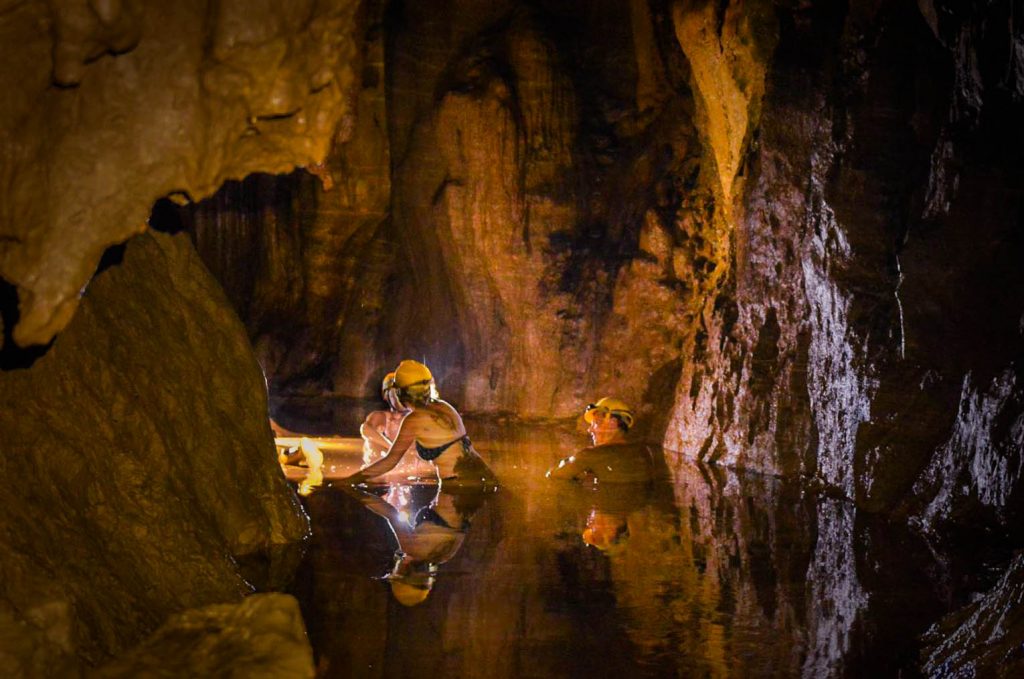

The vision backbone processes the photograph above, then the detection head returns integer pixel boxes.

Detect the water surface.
[282,419,968,678]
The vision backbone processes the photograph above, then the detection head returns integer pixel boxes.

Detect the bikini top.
[415,435,472,461]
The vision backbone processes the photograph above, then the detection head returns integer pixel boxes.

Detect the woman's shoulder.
[364,409,387,424]
[423,398,458,412]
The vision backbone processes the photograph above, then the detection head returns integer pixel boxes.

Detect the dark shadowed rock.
[0,231,309,668]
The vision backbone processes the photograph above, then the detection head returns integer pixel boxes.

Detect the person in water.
[359,371,435,482]
[546,397,653,484]
[360,371,406,462]
[344,360,497,489]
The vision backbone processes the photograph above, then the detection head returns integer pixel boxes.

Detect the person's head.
[583,397,634,445]
[394,359,436,406]
[381,371,406,411]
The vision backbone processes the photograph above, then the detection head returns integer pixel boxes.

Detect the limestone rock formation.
[0,0,363,347]
[672,0,777,208]
[0,231,308,669]
[95,594,314,678]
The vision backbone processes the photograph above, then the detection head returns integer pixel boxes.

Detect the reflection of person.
[344,360,497,489]
[342,483,482,607]
[546,397,652,484]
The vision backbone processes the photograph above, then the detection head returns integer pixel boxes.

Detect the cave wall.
[665,0,1024,535]
[662,1,1024,667]
[182,0,392,400]
[0,232,309,672]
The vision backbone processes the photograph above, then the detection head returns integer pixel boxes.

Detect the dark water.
[283,419,974,678]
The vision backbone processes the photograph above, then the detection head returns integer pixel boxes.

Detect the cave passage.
[6,0,1024,675]
[281,419,963,678]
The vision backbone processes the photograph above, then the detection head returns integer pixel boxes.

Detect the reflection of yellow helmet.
[582,510,629,554]
[583,397,635,430]
[381,371,396,399]
[395,360,433,388]
[385,561,432,606]
[389,580,433,606]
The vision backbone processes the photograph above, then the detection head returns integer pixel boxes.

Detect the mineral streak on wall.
[0,0,363,348]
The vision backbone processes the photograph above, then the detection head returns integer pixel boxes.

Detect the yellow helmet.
[381,371,396,399]
[583,397,635,430]
[394,360,433,390]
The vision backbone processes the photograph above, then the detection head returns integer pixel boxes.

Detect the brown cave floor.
[275,411,999,678]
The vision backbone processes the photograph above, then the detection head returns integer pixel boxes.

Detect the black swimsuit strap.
[414,507,453,529]
[416,434,470,461]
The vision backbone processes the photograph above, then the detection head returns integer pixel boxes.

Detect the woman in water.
[344,360,497,489]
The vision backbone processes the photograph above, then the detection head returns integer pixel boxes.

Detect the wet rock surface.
[922,551,1024,678]
[0,0,363,347]
[667,1,1024,529]
[0,231,309,669]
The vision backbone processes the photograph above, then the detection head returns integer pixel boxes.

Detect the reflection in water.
[342,484,482,607]
[286,421,955,678]
[275,437,327,496]
[802,499,867,677]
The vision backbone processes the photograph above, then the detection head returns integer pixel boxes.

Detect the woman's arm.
[546,453,585,480]
[359,419,393,449]
[338,484,402,522]
[345,412,421,483]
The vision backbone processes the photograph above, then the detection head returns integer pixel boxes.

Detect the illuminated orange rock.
[0,0,363,347]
